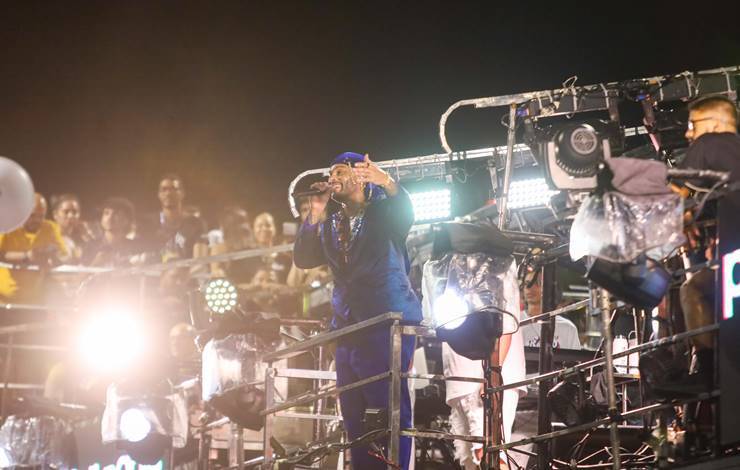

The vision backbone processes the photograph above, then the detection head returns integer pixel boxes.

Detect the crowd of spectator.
[0,173,331,321]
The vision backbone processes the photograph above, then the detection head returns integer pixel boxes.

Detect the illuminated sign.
[723,248,740,320]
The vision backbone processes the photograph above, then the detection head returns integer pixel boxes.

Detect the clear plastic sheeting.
[569,191,685,263]
[101,383,188,448]
[0,415,69,468]
[422,253,519,334]
[201,334,260,402]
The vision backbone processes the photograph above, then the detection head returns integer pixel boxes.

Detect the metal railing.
[257,305,721,470]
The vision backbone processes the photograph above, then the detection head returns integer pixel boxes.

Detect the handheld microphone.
[292,188,328,198]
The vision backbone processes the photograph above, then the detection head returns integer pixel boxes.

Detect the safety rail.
[257,304,722,470]
[0,240,723,469]
[260,312,495,470]
[0,242,294,276]
[0,242,300,430]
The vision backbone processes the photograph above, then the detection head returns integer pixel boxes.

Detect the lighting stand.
[595,286,622,470]
[482,337,502,470]
[228,422,244,470]
[497,103,518,229]
[536,262,557,469]
[198,421,211,470]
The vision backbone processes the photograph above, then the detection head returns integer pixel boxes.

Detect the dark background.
[1,1,738,226]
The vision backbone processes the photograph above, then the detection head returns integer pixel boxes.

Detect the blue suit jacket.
[293,188,423,329]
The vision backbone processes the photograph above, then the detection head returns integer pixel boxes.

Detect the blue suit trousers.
[336,330,416,469]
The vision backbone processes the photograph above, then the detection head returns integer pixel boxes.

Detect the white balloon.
[0,157,35,233]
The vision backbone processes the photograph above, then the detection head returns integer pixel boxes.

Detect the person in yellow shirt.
[0,193,68,303]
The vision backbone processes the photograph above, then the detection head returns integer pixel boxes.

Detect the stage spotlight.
[423,223,516,360]
[103,387,188,465]
[507,178,559,209]
[409,188,452,223]
[204,278,239,314]
[120,408,152,443]
[586,256,670,309]
[202,334,266,430]
[77,307,146,373]
[532,120,621,191]
[431,273,508,362]
[435,308,504,361]
[432,290,469,330]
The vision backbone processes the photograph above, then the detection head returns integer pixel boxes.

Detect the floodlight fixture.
[409,188,452,223]
[507,178,559,209]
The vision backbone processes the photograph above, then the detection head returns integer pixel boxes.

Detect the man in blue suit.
[293,152,422,469]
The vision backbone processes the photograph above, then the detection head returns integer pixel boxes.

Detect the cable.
[501,309,520,335]
[685,181,712,193]
[569,429,593,462]
[690,179,725,224]
[277,428,389,466]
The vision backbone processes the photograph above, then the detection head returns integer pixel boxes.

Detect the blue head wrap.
[331,151,365,168]
[329,151,386,202]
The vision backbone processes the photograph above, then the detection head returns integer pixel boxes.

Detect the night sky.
[1,1,739,226]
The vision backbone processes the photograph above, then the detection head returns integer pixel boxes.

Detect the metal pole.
[487,391,719,454]
[263,366,276,465]
[167,446,176,470]
[313,343,326,441]
[483,339,502,470]
[712,235,721,458]
[389,320,403,469]
[597,288,621,469]
[198,422,210,470]
[228,422,244,470]
[536,263,556,469]
[487,322,719,397]
[497,103,517,229]
[1,335,13,420]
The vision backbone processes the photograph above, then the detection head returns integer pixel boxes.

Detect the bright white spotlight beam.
[120,408,152,443]
[77,307,145,372]
[433,290,469,330]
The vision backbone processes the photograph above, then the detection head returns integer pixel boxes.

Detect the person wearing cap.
[293,152,421,469]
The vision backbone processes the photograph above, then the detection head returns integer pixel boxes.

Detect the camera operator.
[681,94,739,257]
[671,95,740,393]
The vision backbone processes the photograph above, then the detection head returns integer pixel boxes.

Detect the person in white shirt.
[424,258,526,469]
[509,269,582,469]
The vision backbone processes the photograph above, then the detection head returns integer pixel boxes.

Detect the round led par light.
[204,278,238,314]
